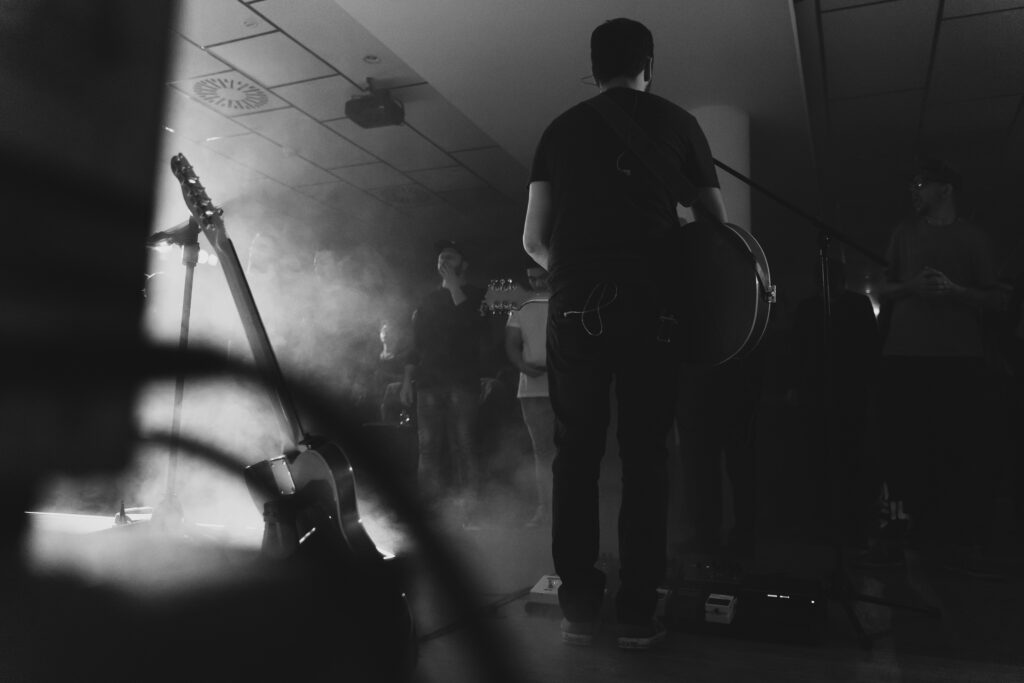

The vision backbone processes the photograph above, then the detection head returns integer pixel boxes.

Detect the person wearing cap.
[864,157,1005,577]
[399,240,485,527]
[522,18,727,649]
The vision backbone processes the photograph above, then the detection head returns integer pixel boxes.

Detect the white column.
[678,104,751,231]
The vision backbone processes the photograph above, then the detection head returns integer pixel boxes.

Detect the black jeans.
[415,382,479,506]
[547,279,678,625]
[878,356,993,546]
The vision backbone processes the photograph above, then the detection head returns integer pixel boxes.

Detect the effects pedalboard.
[525,564,827,645]
[664,561,827,645]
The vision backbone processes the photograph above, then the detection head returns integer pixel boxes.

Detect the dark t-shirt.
[882,217,995,357]
[408,285,485,389]
[529,88,718,291]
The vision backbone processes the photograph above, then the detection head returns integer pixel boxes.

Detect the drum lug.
[762,284,777,304]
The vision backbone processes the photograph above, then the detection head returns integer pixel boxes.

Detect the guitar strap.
[586,92,775,342]
[585,92,697,207]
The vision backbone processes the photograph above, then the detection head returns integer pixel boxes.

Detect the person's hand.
[920,267,962,297]
[907,267,950,297]
[399,379,414,406]
[439,261,466,290]
[521,362,546,378]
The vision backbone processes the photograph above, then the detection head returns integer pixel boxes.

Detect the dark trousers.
[677,357,760,555]
[547,279,678,625]
[415,383,479,505]
[878,356,993,547]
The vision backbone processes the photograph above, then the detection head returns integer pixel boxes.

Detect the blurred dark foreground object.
[0,3,412,681]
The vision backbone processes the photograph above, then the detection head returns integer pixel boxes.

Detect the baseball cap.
[434,239,466,259]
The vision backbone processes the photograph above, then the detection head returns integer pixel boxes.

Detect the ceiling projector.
[345,89,405,129]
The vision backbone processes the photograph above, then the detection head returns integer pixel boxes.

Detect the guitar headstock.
[481,278,532,315]
[170,153,227,250]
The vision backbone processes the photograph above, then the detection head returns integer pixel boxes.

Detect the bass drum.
[666,220,775,366]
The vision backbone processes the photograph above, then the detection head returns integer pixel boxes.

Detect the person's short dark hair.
[434,239,466,260]
[915,157,962,193]
[590,18,654,84]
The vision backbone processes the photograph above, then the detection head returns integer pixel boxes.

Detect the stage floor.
[14,504,1024,682]
[406,515,1024,683]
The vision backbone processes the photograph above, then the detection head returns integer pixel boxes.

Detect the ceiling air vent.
[192,75,270,113]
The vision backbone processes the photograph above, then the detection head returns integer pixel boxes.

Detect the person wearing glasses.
[865,158,1005,578]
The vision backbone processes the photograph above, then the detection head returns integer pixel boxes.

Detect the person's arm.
[924,269,1005,310]
[693,186,728,226]
[523,181,553,271]
[399,310,419,406]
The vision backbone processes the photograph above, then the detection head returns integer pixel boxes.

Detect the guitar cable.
[561,281,618,336]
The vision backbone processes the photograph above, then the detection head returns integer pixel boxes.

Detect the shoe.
[560,618,596,646]
[616,619,667,650]
[942,547,1008,581]
[855,542,905,570]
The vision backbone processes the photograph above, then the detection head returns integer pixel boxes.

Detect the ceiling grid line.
[814,0,836,212]
[943,7,1024,21]
[203,29,280,50]
[821,0,900,15]
[913,0,947,152]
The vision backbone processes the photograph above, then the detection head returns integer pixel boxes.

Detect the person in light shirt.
[505,266,554,529]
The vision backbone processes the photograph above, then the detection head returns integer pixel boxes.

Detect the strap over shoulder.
[585,93,697,207]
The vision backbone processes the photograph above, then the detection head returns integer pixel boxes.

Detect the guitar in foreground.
[169,153,416,676]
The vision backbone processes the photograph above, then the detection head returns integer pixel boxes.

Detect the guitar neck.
[209,234,307,451]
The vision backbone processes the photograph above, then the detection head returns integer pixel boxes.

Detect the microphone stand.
[149,218,201,533]
[712,159,940,649]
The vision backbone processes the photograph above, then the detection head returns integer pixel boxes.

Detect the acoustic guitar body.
[667,220,774,366]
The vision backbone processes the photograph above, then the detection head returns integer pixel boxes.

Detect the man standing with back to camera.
[523,18,727,649]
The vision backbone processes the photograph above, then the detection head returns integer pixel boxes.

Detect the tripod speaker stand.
[714,159,942,649]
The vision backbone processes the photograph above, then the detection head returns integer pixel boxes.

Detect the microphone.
[146,218,199,247]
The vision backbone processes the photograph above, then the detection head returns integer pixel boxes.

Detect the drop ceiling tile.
[272,76,363,121]
[829,90,923,158]
[944,0,1024,17]
[205,133,337,186]
[208,33,335,88]
[394,84,495,152]
[331,163,409,189]
[176,0,273,48]
[929,9,1024,102]
[171,71,288,117]
[922,95,1020,141]
[436,186,510,212]
[168,36,229,81]
[823,0,939,99]
[407,166,486,192]
[298,181,391,222]
[451,147,528,199]
[368,184,442,208]
[163,88,249,142]
[326,119,453,171]
[256,0,421,89]
[235,108,375,168]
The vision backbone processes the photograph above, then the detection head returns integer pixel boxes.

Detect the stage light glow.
[198,249,209,265]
